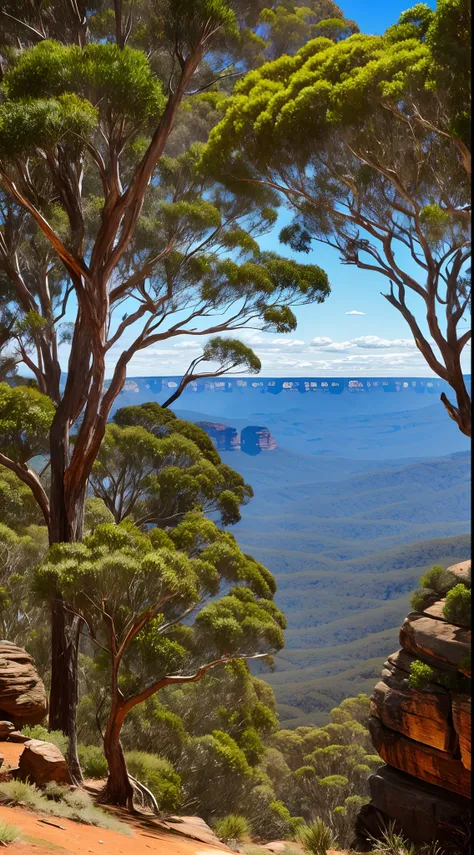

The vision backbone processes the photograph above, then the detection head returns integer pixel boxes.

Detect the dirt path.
[0,741,231,855]
[0,803,232,855]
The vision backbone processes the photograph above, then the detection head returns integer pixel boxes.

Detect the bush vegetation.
[0,780,130,833]
[0,820,21,844]
[213,814,251,843]
[443,584,471,627]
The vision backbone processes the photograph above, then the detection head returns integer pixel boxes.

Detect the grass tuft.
[0,820,21,844]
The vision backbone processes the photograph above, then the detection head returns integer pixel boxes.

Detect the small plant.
[410,588,439,613]
[22,725,68,755]
[408,659,471,693]
[408,660,436,690]
[77,744,108,779]
[443,584,471,627]
[369,823,416,854]
[213,814,251,843]
[0,779,130,834]
[298,818,338,855]
[0,820,21,844]
[43,781,69,801]
[0,779,44,809]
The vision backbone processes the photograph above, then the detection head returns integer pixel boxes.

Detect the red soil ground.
[0,741,231,855]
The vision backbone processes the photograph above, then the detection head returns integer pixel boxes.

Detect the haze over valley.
[108,375,471,726]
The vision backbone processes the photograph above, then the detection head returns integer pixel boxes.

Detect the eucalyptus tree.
[90,410,253,526]
[36,516,285,806]
[0,1,329,744]
[162,336,261,408]
[202,0,471,436]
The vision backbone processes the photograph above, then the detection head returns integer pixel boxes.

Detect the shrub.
[369,823,416,854]
[77,744,108,778]
[418,565,461,596]
[298,818,338,855]
[125,750,182,813]
[409,588,439,613]
[43,781,68,801]
[443,584,471,627]
[213,814,250,843]
[244,784,296,841]
[408,659,471,694]
[22,725,68,755]
[0,820,21,844]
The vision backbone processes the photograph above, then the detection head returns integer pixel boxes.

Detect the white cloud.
[352,336,416,349]
[172,341,202,349]
[345,310,365,315]
[270,338,305,347]
[312,336,333,345]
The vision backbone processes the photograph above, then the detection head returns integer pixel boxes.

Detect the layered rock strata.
[354,560,471,850]
[0,642,47,726]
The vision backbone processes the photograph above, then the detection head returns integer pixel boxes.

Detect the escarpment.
[354,560,471,851]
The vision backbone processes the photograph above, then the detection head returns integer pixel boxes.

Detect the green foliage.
[124,751,182,813]
[244,784,296,840]
[77,745,108,779]
[91,410,253,527]
[213,814,251,843]
[0,780,130,833]
[298,818,337,854]
[409,658,471,693]
[419,564,468,595]
[0,820,21,844]
[0,383,55,462]
[443,583,471,627]
[22,725,68,756]
[409,588,439,612]
[0,468,43,530]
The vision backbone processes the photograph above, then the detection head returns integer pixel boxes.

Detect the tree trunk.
[101,709,134,808]
[48,418,85,786]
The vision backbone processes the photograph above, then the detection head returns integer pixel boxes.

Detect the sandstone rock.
[452,695,471,771]
[423,600,446,621]
[18,739,69,786]
[446,560,471,585]
[0,721,15,740]
[367,765,472,846]
[369,716,471,798]
[8,731,30,743]
[370,680,455,752]
[0,642,47,726]
[399,612,471,674]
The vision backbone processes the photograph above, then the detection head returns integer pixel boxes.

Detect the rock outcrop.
[18,739,69,786]
[0,641,47,726]
[354,560,471,850]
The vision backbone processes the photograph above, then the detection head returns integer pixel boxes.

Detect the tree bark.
[101,706,134,808]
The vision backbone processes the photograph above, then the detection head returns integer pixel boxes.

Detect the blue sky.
[116,0,471,379]
[59,0,470,380]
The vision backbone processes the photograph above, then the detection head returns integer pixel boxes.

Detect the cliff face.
[197,423,277,455]
[354,560,471,851]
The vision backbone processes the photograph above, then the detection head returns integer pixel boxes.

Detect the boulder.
[446,560,471,585]
[452,695,471,771]
[370,680,455,752]
[399,612,471,674]
[18,739,69,786]
[8,731,30,743]
[0,721,15,740]
[0,642,47,726]
[369,716,471,798]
